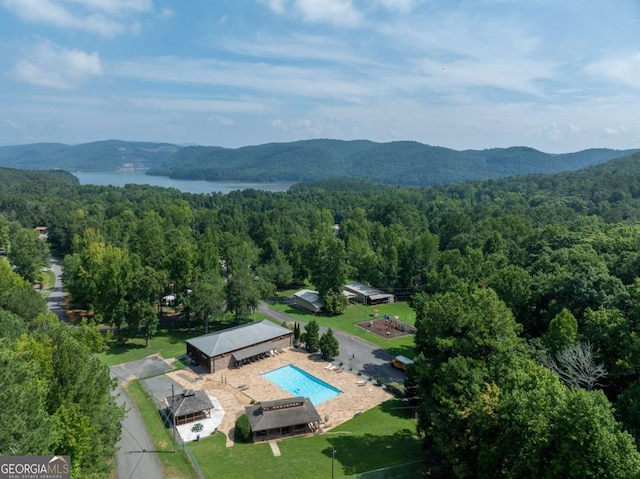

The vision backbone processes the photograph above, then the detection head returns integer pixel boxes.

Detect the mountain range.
[0,139,636,186]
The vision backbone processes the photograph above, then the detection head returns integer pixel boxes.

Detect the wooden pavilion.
[245,397,321,442]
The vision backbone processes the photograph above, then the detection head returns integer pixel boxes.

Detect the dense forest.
[0,139,637,186]
[0,226,124,477]
[4,151,640,476]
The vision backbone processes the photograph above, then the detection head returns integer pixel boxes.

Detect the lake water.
[72,171,294,194]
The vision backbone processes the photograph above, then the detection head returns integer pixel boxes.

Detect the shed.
[186,320,293,373]
[291,289,324,314]
[165,389,214,425]
[343,281,394,305]
[245,397,321,442]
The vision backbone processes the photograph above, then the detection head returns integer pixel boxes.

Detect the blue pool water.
[262,364,341,405]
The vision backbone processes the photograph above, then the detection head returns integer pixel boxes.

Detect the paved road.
[257,302,406,384]
[113,377,165,479]
[46,257,165,478]
[45,258,67,322]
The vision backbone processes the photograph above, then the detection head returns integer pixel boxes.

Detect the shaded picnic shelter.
[165,389,215,426]
[245,397,322,442]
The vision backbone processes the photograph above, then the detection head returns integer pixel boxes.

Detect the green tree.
[616,379,640,444]
[543,388,640,478]
[293,322,301,343]
[127,264,166,345]
[543,308,578,355]
[8,228,49,283]
[324,291,348,315]
[189,270,225,333]
[226,267,260,324]
[234,414,252,443]
[410,287,525,476]
[302,319,320,352]
[319,327,339,359]
[0,339,51,455]
[0,284,47,321]
[308,229,347,308]
[46,326,125,477]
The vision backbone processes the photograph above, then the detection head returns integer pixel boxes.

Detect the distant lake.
[72,171,294,194]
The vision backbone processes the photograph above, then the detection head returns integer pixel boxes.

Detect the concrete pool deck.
[165,347,392,447]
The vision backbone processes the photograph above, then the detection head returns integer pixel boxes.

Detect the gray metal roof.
[186,320,292,358]
[293,289,324,311]
[231,342,273,361]
[344,281,387,296]
[245,397,321,432]
[165,389,214,418]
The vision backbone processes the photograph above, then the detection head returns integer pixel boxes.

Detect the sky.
[1,1,640,153]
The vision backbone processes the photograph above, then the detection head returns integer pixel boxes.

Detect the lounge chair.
[324,363,333,369]
[356,380,366,386]
[327,365,337,371]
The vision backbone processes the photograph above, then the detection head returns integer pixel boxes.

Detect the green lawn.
[126,379,198,479]
[98,317,238,366]
[127,379,426,479]
[268,299,417,359]
[188,398,425,479]
[97,297,416,368]
[98,327,196,366]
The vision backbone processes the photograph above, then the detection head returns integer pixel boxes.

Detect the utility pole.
[331,448,337,479]
[171,385,176,453]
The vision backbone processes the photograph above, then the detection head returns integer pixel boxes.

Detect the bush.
[234,414,252,443]
[376,376,386,386]
[386,382,406,397]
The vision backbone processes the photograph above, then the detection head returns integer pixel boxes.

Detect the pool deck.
[165,347,392,447]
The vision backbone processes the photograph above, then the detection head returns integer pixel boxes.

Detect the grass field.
[97,299,416,367]
[268,297,417,359]
[126,380,199,479]
[127,379,425,479]
[188,398,424,479]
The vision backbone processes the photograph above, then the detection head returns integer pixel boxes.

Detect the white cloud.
[218,33,370,66]
[585,53,640,90]
[261,0,362,27]
[64,0,152,13]
[124,97,267,113]
[0,0,151,36]
[376,0,422,14]
[210,115,234,126]
[113,56,375,102]
[263,0,286,14]
[413,57,553,97]
[12,39,102,89]
[602,125,628,136]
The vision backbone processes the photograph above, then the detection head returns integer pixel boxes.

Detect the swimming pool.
[262,364,341,405]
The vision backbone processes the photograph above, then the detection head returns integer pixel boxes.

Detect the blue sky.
[1,0,639,152]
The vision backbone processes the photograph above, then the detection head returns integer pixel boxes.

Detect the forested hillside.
[151,140,638,185]
[1,139,636,186]
[0,140,179,171]
[3,153,640,477]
